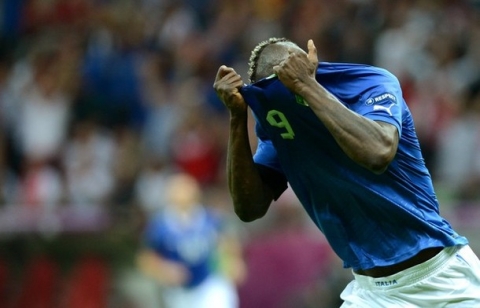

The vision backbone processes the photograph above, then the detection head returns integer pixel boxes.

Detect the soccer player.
[137,173,244,308]
[213,37,480,307]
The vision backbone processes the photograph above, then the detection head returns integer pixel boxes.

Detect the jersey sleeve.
[351,72,404,136]
[253,122,283,172]
[253,123,288,200]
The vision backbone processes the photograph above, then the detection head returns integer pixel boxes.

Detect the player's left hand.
[273,39,318,94]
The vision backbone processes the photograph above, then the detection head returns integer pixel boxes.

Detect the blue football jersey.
[239,62,468,271]
[144,206,221,288]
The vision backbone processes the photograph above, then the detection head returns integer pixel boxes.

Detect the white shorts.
[162,274,238,308]
[340,245,480,308]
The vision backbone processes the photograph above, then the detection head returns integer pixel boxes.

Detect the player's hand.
[213,65,247,114]
[273,39,318,94]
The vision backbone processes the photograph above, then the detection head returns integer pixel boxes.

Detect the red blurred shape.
[62,256,110,308]
[12,256,58,308]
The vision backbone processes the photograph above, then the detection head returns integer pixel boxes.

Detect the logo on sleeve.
[365,93,397,105]
[373,103,395,116]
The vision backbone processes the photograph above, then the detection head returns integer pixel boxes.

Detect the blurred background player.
[137,172,245,308]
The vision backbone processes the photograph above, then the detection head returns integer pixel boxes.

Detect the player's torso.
[240,63,466,269]
[153,208,219,286]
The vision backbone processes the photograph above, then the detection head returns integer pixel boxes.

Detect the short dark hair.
[248,37,291,83]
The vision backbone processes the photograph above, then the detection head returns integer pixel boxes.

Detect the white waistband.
[352,245,462,291]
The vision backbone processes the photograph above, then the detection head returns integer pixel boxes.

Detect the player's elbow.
[233,199,269,222]
[366,121,398,174]
[366,144,396,174]
[235,211,261,223]
[229,187,273,222]
[234,205,265,222]
[368,160,390,174]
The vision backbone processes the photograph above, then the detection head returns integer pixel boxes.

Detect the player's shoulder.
[144,211,169,242]
[146,211,167,229]
[318,62,399,83]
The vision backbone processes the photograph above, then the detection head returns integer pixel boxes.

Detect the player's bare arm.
[213,66,274,221]
[274,40,399,174]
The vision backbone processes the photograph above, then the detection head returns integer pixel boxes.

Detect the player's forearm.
[137,250,188,286]
[227,111,272,221]
[299,80,397,173]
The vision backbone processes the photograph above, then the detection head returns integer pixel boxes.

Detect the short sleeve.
[351,73,403,136]
[253,134,284,174]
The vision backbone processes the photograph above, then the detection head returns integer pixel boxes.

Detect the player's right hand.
[213,65,247,113]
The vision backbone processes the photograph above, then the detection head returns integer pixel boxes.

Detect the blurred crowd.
[0,0,479,211]
[0,0,479,307]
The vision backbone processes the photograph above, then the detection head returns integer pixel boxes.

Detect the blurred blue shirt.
[144,206,221,288]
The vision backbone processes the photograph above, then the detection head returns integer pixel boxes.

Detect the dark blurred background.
[0,0,479,307]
